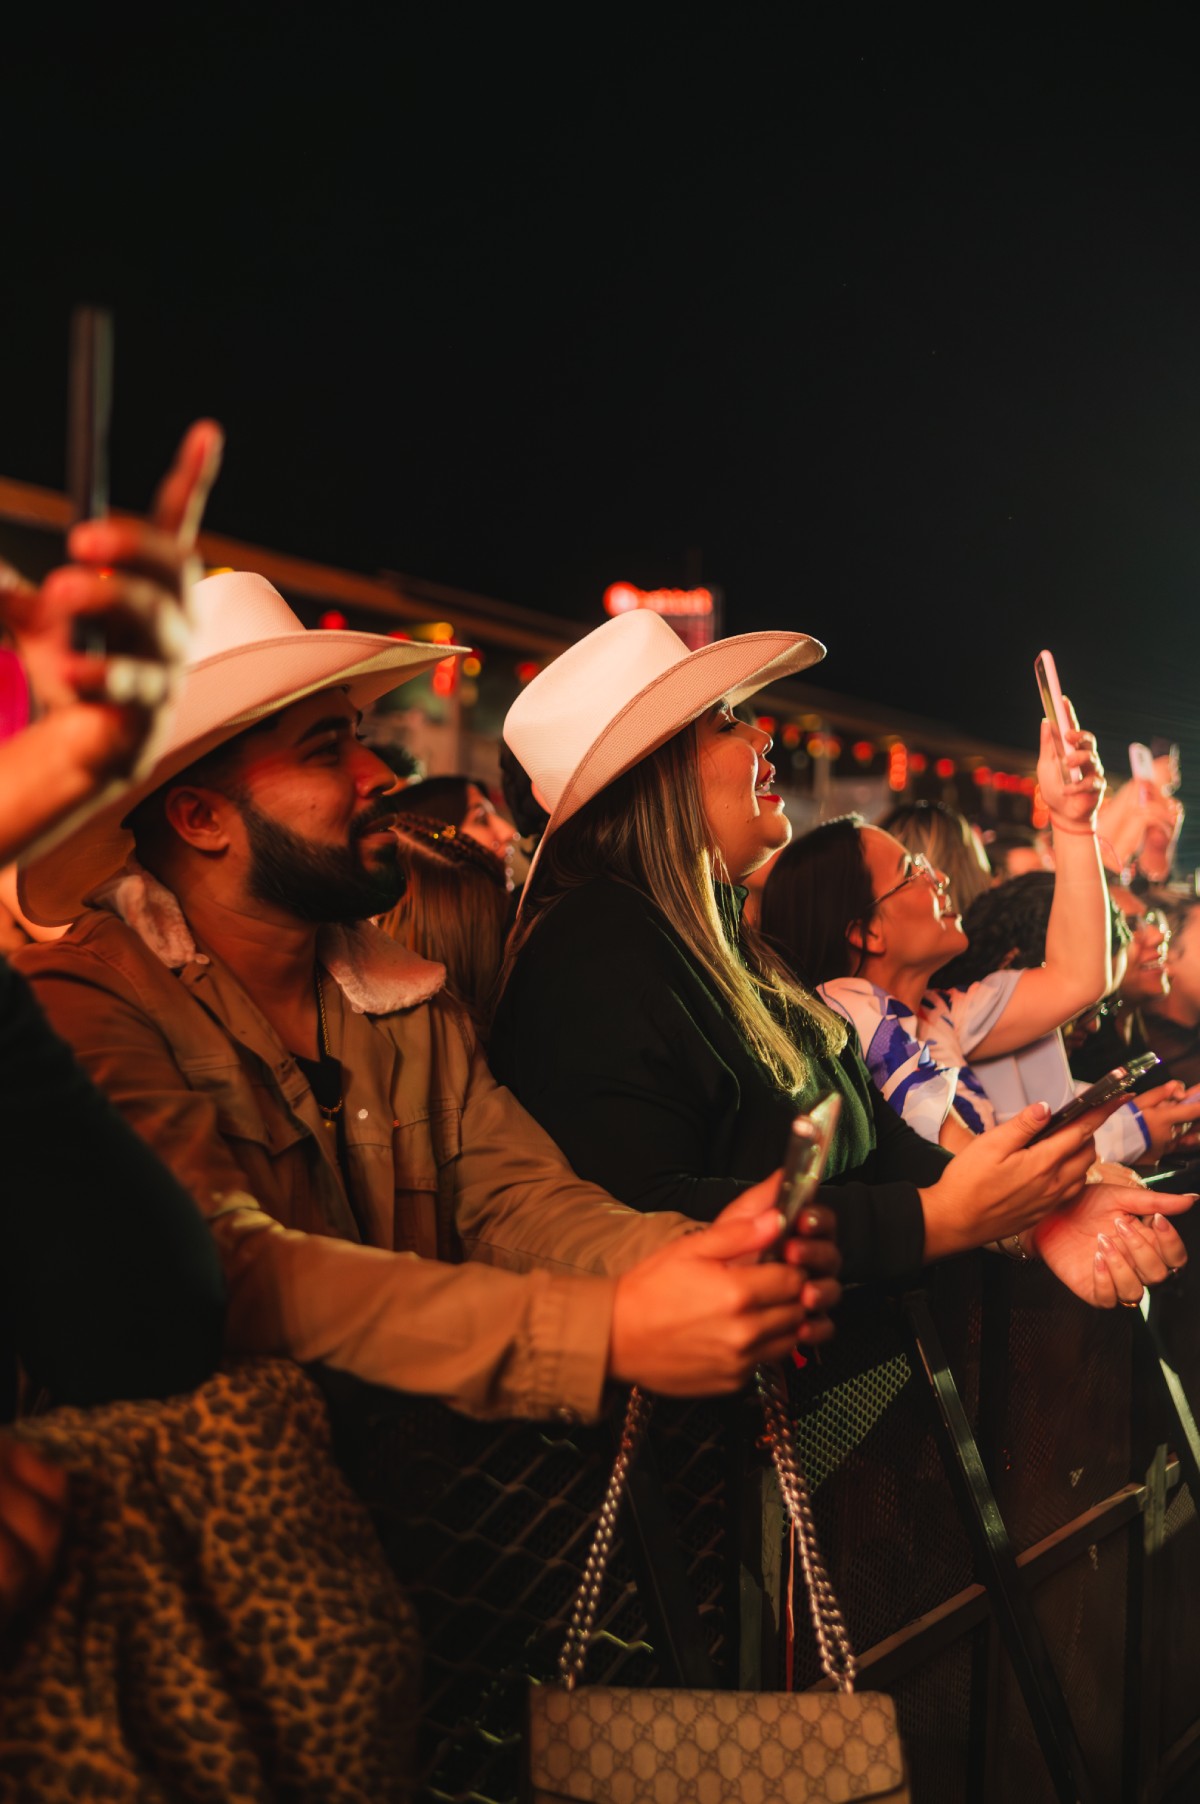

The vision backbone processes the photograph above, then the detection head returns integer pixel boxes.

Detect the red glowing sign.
[604,583,714,618]
[604,582,717,650]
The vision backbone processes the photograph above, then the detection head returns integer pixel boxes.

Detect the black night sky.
[6,11,1200,854]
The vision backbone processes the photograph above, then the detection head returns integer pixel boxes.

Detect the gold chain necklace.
[315,972,344,1131]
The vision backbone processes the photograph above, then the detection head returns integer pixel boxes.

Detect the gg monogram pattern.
[527,1686,910,1803]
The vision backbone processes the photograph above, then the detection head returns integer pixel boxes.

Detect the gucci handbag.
[526,1367,910,1804]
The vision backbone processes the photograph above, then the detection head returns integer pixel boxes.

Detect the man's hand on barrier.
[1032,1182,1194,1308]
[919,1100,1117,1260]
[0,1433,67,1629]
[608,1181,840,1395]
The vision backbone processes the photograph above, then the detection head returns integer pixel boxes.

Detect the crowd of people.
[1,420,1197,1799]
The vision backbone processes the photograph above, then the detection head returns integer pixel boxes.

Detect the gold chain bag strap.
[526,1371,910,1804]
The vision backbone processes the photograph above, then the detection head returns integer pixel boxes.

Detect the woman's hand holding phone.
[1035,707,1105,834]
[919,1098,1118,1260]
[721,1176,842,1341]
[779,1200,842,1346]
[606,1183,842,1394]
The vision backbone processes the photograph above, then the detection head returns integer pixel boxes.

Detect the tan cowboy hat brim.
[19,630,462,926]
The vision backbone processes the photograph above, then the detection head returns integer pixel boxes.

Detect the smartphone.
[1028,1052,1162,1144]
[1130,742,1155,785]
[1034,650,1083,785]
[66,305,114,655]
[765,1093,842,1260]
[1130,741,1156,805]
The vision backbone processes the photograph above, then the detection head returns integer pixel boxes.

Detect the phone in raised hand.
[1130,741,1156,807]
[765,1093,842,1261]
[66,306,114,657]
[1035,650,1083,785]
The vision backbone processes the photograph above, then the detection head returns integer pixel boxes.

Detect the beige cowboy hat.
[503,609,825,889]
[19,570,468,925]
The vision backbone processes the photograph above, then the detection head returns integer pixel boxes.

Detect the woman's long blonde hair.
[499,721,845,1092]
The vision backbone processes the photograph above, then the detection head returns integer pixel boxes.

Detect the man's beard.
[239,798,405,924]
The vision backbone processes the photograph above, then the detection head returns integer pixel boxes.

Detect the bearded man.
[16,572,838,1425]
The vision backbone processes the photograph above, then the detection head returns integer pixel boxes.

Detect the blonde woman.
[491,610,1189,1305]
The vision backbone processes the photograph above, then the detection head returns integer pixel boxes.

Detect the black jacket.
[490,876,948,1285]
[0,959,225,1417]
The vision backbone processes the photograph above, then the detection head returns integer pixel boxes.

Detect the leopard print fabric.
[0,1359,421,1802]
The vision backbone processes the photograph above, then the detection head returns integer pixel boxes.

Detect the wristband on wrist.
[1049,820,1098,838]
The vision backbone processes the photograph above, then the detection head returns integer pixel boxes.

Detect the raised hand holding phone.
[20,421,222,745]
[0,421,222,867]
[1128,741,1159,830]
[1033,652,1105,832]
[1035,650,1081,785]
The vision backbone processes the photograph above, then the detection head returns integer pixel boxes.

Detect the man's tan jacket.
[17,873,688,1423]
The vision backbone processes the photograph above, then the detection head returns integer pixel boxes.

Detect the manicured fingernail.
[1098,1233,1116,1253]
[1114,1216,1133,1237]
[800,1210,822,1234]
[770,1210,787,1237]
[1031,1101,1050,1119]
[1095,1251,1108,1273]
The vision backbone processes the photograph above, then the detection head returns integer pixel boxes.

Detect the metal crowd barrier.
[321,1212,1200,1804]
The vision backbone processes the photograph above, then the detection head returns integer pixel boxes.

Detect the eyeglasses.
[871,852,949,910]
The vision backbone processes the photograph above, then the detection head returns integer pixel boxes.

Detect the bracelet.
[1049,821,1098,838]
[999,1231,1035,1263]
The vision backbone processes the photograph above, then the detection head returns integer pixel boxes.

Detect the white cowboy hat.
[503,609,825,887]
[19,570,468,925]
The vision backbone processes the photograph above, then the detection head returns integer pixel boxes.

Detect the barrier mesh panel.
[1160,1480,1200,1757]
[888,1628,981,1802]
[984,1264,1134,1549]
[322,1385,734,1804]
[315,1238,1200,1804]
[785,1278,978,1686]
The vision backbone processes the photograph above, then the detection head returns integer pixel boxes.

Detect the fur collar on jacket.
[91,860,446,1015]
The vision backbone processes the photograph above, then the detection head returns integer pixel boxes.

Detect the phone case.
[1130,742,1155,784]
[1035,651,1083,785]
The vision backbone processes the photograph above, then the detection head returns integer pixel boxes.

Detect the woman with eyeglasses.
[930,873,1197,1168]
[760,714,1117,1155]
[491,613,1189,1307]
